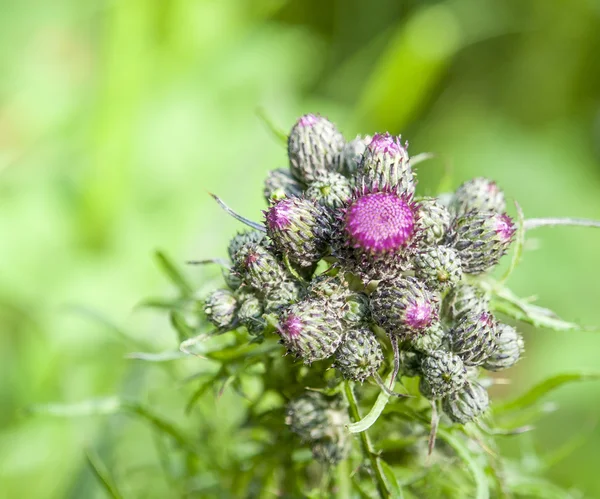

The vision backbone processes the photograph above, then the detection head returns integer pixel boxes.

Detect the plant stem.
[524,217,600,231]
[335,459,351,499]
[344,381,390,498]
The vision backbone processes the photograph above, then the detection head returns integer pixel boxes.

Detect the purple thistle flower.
[344,191,415,253]
[494,213,516,242]
[297,114,320,127]
[368,132,404,156]
[405,301,435,330]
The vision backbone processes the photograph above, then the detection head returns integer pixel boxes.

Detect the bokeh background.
[2,0,600,497]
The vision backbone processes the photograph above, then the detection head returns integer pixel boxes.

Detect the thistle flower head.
[413,197,452,246]
[265,197,331,267]
[305,171,352,209]
[227,230,266,262]
[419,350,467,399]
[264,279,302,313]
[344,190,415,254]
[339,135,371,178]
[483,323,525,371]
[406,321,446,354]
[334,328,383,382]
[450,311,498,366]
[371,276,439,335]
[263,168,305,202]
[443,283,490,322]
[357,133,414,196]
[413,245,463,291]
[278,299,344,363]
[442,380,490,423]
[288,114,344,183]
[237,292,265,335]
[204,289,238,331]
[452,177,506,216]
[233,243,288,291]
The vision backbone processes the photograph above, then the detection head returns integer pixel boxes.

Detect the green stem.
[335,459,351,499]
[524,217,600,231]
[344,381,389,498]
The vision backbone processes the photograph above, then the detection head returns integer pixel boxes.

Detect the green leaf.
[126,350,186,362]
[185,376,217,414]
[380,460,404,499]
[508,476,574,499]
[170,310,196,342]
[346,373,393,434]
[494,372,600,414]
[154,250,194,297]
[437,429,489,499]
[256,107,288,145]
[85,448,124,499]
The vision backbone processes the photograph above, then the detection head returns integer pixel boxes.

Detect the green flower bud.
[265,197,331,268]
[204,289,238,330]
[483,323,524,371]
[278,299,344,363]
[237,293,265,335]
[357,133,414,196]
[443,284,489,322]
[264,279,302,313]
[233,243,288,292]
[342,292,371,327]
[223,267,242,290]
[286,392,330,441]
[449,211,516,275]
[413,246,463,291]
[263,168,305,202]
[419,350,467,399]
[288,114,344,183]
[371,276,439,336]
[442,380,489,424]
[305,172,352,209]
[450,311,498,366]
[414,197,451,246]
[334,328,384,382]
[227,230,266,262]
[311,436,351,465]
[339,135,371,179]
[451,177,506,217]
[406,322,446,354]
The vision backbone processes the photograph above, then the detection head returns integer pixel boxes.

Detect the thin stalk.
[335,459,351,499]
[524,217,600,231]
[344,381,389,498]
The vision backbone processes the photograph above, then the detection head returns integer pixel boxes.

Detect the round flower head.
[371,276,439,336]
[286,392,330,441]
[227,230,266,262]
[237,292,265,335]
[263,168,305,202]
[357,133,414,196]
[406,321,446,354]
[339,135,372,179]
[419,350,467,399]
[305,172,352,209]
[278,299,344,364]
[442,380,490,424]
[413,197,452,247]
[311,436,351,465]
[204,289,238,331]
[413,245,463,291]
[483,323,525,371]
[449,211,516,275]
[342,292,371,327]
[451,177,506,216]
[450,311,498,366]
[344,190,416,254]
[264,279,302,313]
[399,351,423,378]
[233,243,288,292]
[265,197,331,268]
[287,114,344,183]
[443,283,489,322]
[334,328,384,382]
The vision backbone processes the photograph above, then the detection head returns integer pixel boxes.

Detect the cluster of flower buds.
[204,113,525,428]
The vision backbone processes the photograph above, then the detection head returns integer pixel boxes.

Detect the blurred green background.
[1,0,600,497]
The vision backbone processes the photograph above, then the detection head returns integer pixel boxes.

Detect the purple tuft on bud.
[451,177,506,216]
[344,191,415,254]
[357,133,414,196]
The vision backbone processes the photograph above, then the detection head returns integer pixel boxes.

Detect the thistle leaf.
[155,250,195,297]
[85,448,124,499]
[380,460,404,499]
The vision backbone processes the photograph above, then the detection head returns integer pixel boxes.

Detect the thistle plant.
[32,114,600,498]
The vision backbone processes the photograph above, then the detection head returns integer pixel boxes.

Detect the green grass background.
[1,0,600,497]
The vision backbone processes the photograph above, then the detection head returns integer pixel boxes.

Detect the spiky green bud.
[414,198,451,246]
[406,322,446,354]
[483,323,524,371]
[371,276,439,336]
[419,350,467,399]
[443,284,489,322]
[204,289,237,330]
[227,230,266,262]
[286,392,330,441]
[237,293,265,335]
[334,328,384,382]
[342,292,371,327]
[450,311,498,366]
[288,114,344,183]
[305,172,352,209]
[449,211,516,275]
[339,135,372,179]
[442,380,489,424]
[357,133,414,196]
[413,246,463,291]
[265,197,331,267]
[264,279,302,313]
[278,299,343,363]
[233,243,288,292]
[311,436,351,465]
[263,168,304,202]
[399,351,423,377]
[451,177,506,216]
